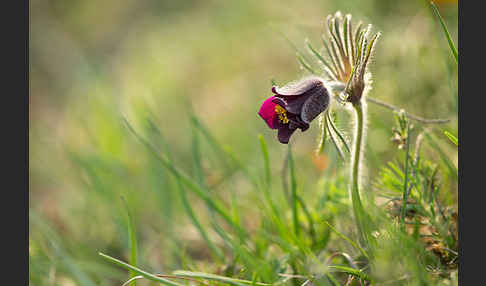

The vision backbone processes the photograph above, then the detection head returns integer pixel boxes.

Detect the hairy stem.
[366,97,450,124]
[351,102,367,245]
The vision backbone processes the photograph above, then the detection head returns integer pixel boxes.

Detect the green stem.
[351,102,367,245]
[288,145,300,237]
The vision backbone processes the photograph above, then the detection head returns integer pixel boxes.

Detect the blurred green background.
[29,0,457,285]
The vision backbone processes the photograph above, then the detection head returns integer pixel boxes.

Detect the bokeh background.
[29,0,457,285]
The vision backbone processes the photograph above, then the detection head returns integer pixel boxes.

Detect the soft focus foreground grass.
[30,0,457,285]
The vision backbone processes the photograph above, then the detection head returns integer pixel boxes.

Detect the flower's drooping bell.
[258,77,330,144]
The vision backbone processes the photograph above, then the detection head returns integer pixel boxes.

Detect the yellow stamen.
[275,105,289,124]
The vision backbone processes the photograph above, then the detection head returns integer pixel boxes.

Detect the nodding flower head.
[258,76,329,144]
[316,12,380,104]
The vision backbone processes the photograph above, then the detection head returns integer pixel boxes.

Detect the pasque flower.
[258,77,330,144]
[258,12,380,145]
[258,11,381,245]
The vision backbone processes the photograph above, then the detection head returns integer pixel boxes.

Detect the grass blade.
[145,118,224,261]
[400,124,412,225]
[288,145,300,237]
[210,221,273,281]
[173,271,271,286]
[327,266,372,282]
[30,212,98,286]
[424,132,457,180]
[179,179,225,261]
[444,130,458,146]
[429,1,458,63]
[297,195,316,244]
[191,124,205,186]
[258,134,271,186]
[99,253,184,286]
[323,221,369,259]
[190,115,232,171]
[122,117,247,237]
[120,197,138,286]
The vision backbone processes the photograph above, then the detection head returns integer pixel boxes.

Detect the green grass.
[429,1,458,63]
[30,0,457,285]
[120,196,138,286]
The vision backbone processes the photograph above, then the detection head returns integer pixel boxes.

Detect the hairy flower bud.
[315,12,380,104]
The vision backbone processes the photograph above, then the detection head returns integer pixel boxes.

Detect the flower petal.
[277,124,298,144]
[281,95,309,114]
[301,89,330,124]
[271,97,286,106]
[258,96,278,129]
[287,113,310,131]
[272,77,324,97]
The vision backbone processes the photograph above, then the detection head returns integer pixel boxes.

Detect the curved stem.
[366,97,451,124]
[351,102,367,245]
[325,81,451,124]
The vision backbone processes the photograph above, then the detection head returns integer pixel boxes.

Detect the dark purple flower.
[258,77,330,144]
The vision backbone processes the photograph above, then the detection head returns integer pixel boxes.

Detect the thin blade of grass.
[327,266,372,283]
[288,145,300,237]
[122,117,247,237]
[145,118,224,261]
[400,124,412,225]
[444,130,458,146]
[222,145,260,188]
[424,132,457,180]
[297,195,316,245]
[99,253,184,286]
[188,122,250,243]
[429,1,458,63]
[190,115,232,171]
[191,124,205,186]
[30,212,98,286]
[210,221,272,281]
[326,273,341,286]
[258,134,271,186]
[190,119,223,240]
[179,181,224,261]
[173,271,271,286]
[120,197,138,286]
[323,221,369,259]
